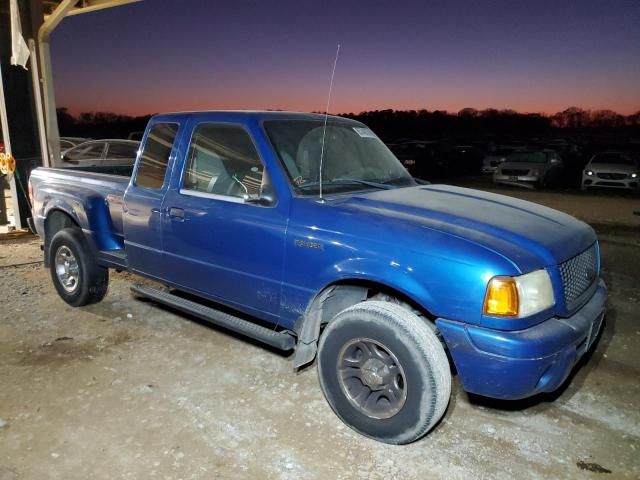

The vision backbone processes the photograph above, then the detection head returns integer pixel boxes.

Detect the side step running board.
[130,284,295,351]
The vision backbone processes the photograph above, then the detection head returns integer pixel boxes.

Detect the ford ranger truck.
[29,111,607,444]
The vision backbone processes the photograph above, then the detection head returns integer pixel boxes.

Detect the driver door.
[162,122,286,321]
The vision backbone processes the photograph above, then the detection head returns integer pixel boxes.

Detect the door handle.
[168,207,185,220]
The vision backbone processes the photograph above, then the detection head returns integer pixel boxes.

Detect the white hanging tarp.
[10,0,30,69]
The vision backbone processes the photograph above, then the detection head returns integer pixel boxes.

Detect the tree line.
[57,108,151,140]
[57,106,640,142]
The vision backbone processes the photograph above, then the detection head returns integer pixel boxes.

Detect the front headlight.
[585,170,594,176]
[483,269,555,317]
[631,173,638,178]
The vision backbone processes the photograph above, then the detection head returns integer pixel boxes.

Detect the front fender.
[316,256,438,314]
[281,231,513,330]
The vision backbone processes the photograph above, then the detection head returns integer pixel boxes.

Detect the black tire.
[317,301,451,444]
[49,227,109,306]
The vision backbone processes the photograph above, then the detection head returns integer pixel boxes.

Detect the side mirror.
[244,192,275,206]
[244,170,275,206]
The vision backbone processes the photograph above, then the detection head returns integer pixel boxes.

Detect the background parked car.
[59,136,89,152]
[387,140,449,180]
[61,139,139,176]
[481,147,516,173]
[581,152,639,192]
[493,149,563,188]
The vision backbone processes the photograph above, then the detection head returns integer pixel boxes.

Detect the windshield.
[264,120,414,195]
[507,151,548,164]
[591,153,636,166]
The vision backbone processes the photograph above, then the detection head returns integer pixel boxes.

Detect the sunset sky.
[50,0,640,116]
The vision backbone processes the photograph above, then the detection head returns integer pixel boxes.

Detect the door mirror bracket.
[243,193,274,206]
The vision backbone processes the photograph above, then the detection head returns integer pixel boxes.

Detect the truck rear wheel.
[49,228,109,307]
[317,301,451,444]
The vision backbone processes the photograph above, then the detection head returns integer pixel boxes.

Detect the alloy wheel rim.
[54,245,80,293]
[337,337,407,419]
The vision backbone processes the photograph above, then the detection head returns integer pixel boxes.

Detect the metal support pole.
[38,0,79,167]
[35,0,142,167]
[0,60,23,230]
[29,39,49,168]
[0,59,10,227]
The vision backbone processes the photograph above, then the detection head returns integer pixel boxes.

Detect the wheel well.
[292,280,437,369]
[43,210,80,266]
[317,280,435,324]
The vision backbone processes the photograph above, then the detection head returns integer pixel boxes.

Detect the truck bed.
[29,167,130,255]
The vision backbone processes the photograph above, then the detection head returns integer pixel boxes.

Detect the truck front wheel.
[317,301,451,444]
[49,228,109,307]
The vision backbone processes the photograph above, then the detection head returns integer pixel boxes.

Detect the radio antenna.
[319,44,340,201]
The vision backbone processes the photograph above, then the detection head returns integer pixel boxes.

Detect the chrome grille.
[559,244,598,309]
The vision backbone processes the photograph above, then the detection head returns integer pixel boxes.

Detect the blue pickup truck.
[29,111,607,444]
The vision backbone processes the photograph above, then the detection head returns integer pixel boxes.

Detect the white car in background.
[581,152,639,192]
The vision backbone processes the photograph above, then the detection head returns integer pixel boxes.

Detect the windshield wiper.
[299,179,393,190]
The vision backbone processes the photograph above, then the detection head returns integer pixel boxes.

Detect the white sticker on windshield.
[353,127,377,138]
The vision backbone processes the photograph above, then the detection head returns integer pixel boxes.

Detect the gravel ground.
[0,189,639,479]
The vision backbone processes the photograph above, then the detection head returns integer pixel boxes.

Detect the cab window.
[182,124,265,199]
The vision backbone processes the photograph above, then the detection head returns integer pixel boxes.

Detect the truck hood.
[342,184,595,272]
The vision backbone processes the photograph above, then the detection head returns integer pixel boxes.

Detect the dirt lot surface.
[1,188,639,479]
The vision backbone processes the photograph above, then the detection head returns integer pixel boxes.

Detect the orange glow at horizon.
[58,93,640,118]
[50,0,640,119]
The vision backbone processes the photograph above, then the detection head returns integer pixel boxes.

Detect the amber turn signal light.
[483,276,519,316]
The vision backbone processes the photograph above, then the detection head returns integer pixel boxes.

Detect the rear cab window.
[134,123,179,189]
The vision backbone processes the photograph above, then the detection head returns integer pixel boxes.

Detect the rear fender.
[42,189,121,252]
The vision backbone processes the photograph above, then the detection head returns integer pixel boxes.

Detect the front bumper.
[582,175,638,190]
[436,279,607,400]
[494,173,539,185]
